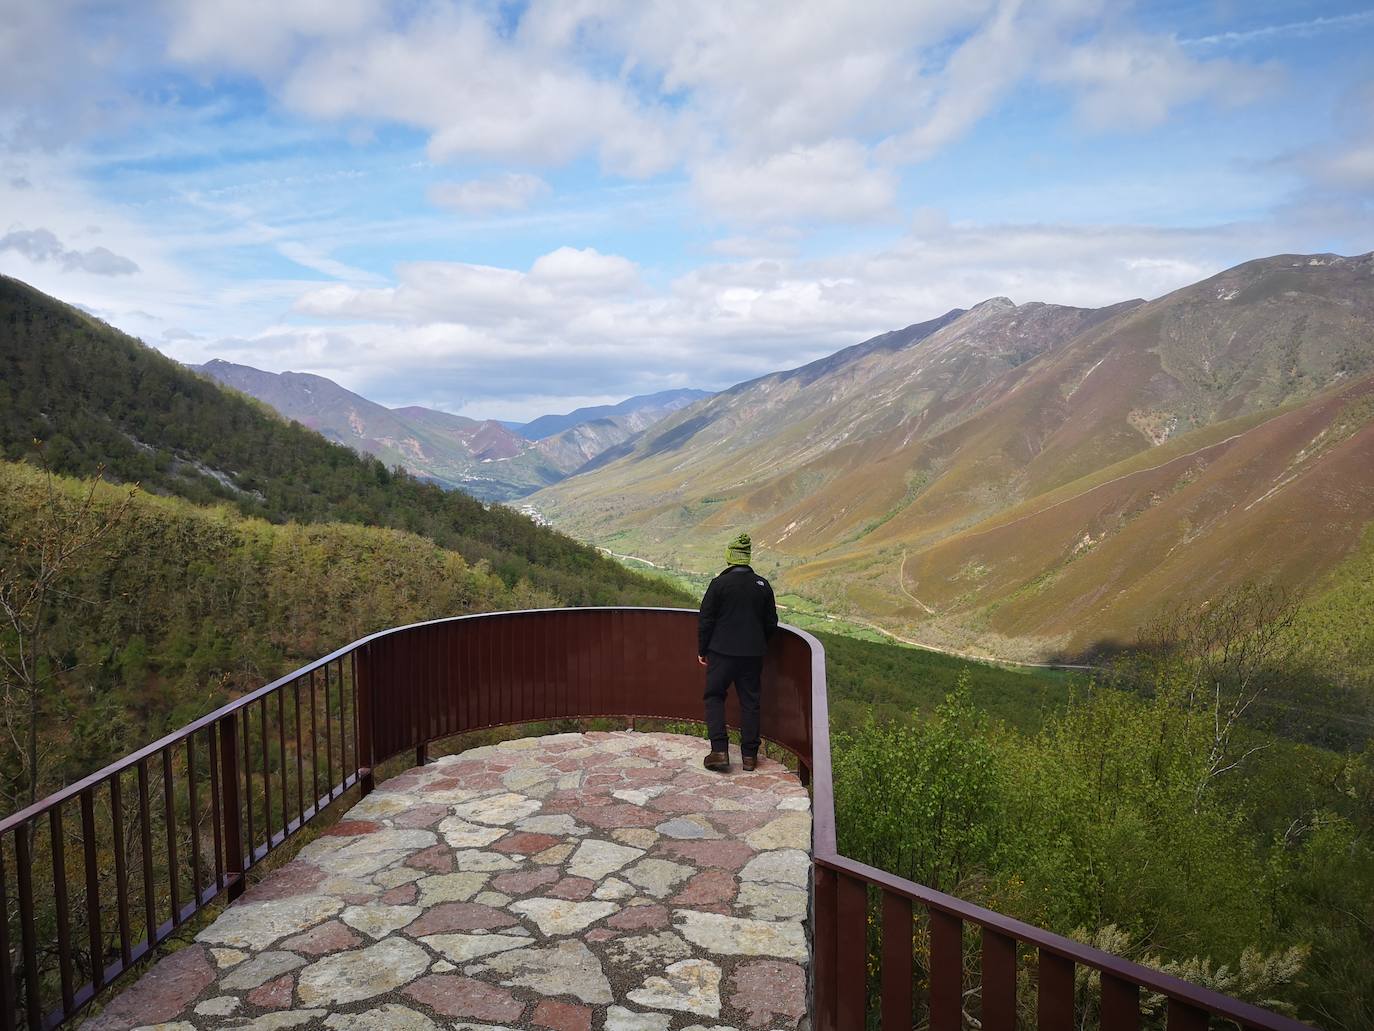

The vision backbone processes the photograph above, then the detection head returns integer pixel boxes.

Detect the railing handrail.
[3,607,1314,1030]
[818,853,1309,1028]
[803,616,1313,1030]
[0,606,698,836]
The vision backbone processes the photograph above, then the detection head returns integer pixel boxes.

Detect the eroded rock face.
[89,732,810,1029]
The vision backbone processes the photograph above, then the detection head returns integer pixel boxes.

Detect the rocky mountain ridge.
[535,251,1374,657]
[193,361,707,502]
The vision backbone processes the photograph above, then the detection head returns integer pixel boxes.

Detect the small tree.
[0,448,137,812]
[1134,582,1300,811]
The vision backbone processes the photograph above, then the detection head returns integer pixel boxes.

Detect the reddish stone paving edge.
[82,732,812,1031]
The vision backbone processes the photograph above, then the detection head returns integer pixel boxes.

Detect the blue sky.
[1,1,1371,420]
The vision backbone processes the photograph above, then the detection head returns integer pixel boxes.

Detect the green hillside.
[0,274,688,610]
[0,459,564,804]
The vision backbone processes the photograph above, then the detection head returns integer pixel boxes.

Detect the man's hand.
[697,655,708,667]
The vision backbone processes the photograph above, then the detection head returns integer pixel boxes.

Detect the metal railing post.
[813,863,838,1031]
[354,645,375,796]
[216,715,245,902]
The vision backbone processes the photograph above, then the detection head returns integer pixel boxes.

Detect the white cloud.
[1183,11,1374,50]
[1266,80,1374,195]
[602,0,978,154]
[0,227,139,275]
[1311,143,1374,191]
[266,5,681,177]
[428,173,551,213]
[242,210,1354,416]
[2,0,1359,422]
[1049,34,1281,130]
[275,241,379,282]
[529,247,640,293]
[883,0,1068,161]
[692,140,897,224]
[164,0,385,76]
[150,0,1284,211]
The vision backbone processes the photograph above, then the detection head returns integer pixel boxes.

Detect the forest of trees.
[0,275,687,611]
[829,580,1374,1028]
[0,459,568,807]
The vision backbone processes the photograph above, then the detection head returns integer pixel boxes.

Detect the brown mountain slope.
[193,360,555,498]
[535,251,1374,657]
[536,297,1136,560]
[193,362,698,501]
[819,373,1374,655]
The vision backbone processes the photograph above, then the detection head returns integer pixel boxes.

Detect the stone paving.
[84,732,812,1031]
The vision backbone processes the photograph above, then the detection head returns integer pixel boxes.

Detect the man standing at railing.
[697,531,779,773]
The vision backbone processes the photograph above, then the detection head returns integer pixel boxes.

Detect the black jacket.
[698,565,779,657]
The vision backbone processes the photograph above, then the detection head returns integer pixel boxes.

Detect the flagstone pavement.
[83,732,812,1031]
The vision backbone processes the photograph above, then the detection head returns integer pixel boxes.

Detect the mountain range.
[192,360,707,502]
[507,390,711,440]
[0,273,685,610]
[533,252,1374,659]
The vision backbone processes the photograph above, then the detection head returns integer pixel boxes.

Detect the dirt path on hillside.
[596,546,667,569]
[898,549,937,615]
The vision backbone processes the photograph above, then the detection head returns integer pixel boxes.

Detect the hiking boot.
[703,751,731,773]
[742,755,758,772]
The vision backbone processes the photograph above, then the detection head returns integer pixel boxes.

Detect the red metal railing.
[0,608,1311,1029]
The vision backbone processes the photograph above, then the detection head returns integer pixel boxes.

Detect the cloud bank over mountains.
[0,1,1370,419]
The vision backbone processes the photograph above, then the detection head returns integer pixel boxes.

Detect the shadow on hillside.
[1055,636,1373,754]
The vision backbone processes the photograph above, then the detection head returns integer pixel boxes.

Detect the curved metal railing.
[0,608,1310,1030]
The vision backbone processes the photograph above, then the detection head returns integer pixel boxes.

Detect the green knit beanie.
[725,532,752,566]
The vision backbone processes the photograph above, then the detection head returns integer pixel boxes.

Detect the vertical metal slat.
[294,678,306,821]
[1166,998,1209,1031]
[79,789,104,992]
[0,839,16,1031]
[259,697,272,850]
[880,890,913,1030]
[813,864,838,1031]
[186,733,202,902]
[277,688,289,837]
[49,805,75,1012]
[207,726,224,892]
[1103,972,1141,1030]
[136,759,155,946]
[836,873,867,1031]
[14,826,41,1031]
[161,747,180,924]
[1037,949,1074,1031]
[929,907,963,1031]
[980,928,1016,1031]
[241,709,255,861]
[109,775,131,966]
[217,714,245,901]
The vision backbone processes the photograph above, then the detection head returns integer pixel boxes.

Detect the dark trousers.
[704,651,762,756]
